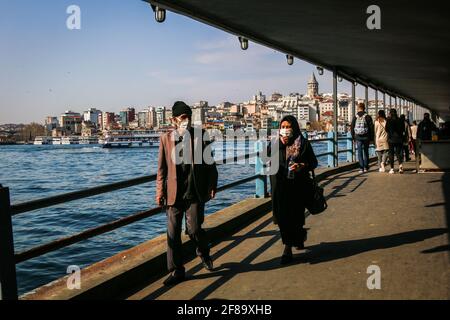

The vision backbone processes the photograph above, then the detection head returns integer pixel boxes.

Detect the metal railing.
[0,134,364,300]
[310,131,376,166]
[0,151,260,300]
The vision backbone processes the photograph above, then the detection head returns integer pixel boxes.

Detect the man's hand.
[210,189,216,199]
[157,196,165,206]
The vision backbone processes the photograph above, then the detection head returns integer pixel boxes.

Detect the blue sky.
[0,0,369,124]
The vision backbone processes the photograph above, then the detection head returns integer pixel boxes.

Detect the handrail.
[308,138,332,143]
[9,140,357,264]
[14,174,260,264]
[315,151,334,157]
[10,152,258,216]
[10,175,156,216]
[338,149,352,153]
[1,137,359,299]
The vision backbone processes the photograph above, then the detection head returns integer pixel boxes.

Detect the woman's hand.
[280,136,289,145]
[289,162,306,172]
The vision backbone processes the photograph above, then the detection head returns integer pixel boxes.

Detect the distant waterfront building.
[59,110,82,135]
[155,107,166,128]
[128,120,139,129]
[83,108,102,127]
[297,104,316,128]
[138,110,148,128]
[307,73,319,98]
[119,110,129,127]
[118,108,136,128]
[81,121,97,137]
[270,92,283,102]
[243,103,260,115]
[164,109,173,125]
[192,101,208,126]
[261,116,274,130]
[217,102,233,114]
[97,113,103,130]
[148,107,157,128]
[102,112,116,130]
[138,107,157,129]
[52,127,65,137]
[229,104,241,114]
[319,99,334,115]
[251,91,266,104]
[114,114,121,127]
[281,93,304,118]
[127,108,136,122]
[44,116,58,133]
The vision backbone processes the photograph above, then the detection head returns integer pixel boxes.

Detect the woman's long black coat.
[269,133,318,247]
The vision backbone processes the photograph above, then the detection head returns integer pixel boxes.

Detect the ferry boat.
[61,136,80,145]
[33,136,52,145]
[51,137,62,145]
[100,130,160,148]
[79,136,99,145]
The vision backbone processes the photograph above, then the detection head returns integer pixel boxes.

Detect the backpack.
[354,115,369,136]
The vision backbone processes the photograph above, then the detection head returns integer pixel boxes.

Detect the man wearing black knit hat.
[156,101,218,286]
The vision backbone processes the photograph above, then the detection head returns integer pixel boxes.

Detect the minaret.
[307,73,319,98]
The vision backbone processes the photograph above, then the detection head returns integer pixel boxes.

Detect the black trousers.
[389,143,403,168]
[403,144,411,161]
[166,201,210,273]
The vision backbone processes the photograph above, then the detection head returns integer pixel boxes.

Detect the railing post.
[0,185,18,300]
[415,139,421,172]
[327,131,335,167]
[375,89,378,116]
[332,68,338,167]
[255,141,268,198]
[346,132,353,162]
[369,144,376,157]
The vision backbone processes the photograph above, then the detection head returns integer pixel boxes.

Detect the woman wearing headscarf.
[269,115,318,265]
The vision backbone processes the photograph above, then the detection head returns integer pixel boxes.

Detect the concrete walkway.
[125,162,450,300]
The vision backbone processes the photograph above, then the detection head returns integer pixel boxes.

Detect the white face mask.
[280,128,293,137]
[179,120,190,130]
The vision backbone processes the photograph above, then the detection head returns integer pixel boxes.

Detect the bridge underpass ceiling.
[145,0,450,120]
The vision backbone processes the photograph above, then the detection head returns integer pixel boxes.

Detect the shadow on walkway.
[442,172,450,258]
[141,226,446,300]
[131,169,450,300]
[302,228,447,264]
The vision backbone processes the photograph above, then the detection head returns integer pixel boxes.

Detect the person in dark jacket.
[269,115,318,265]
[417,113,438,141]
[156,101,218,286]
[386,108,406,174]
[400,115,412,162]
[350,103,374,173]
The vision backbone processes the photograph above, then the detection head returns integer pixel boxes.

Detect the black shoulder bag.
[306,170,328,215]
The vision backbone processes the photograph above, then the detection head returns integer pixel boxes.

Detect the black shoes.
[201,256,214,271]
[295,229,308,250]
[163,256,213,287]
[281,245,294,265]
[163,271,185,286]
[280,254,293,265]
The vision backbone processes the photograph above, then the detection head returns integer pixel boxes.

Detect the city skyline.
[0,0,380,124]
[2,87,378,126]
